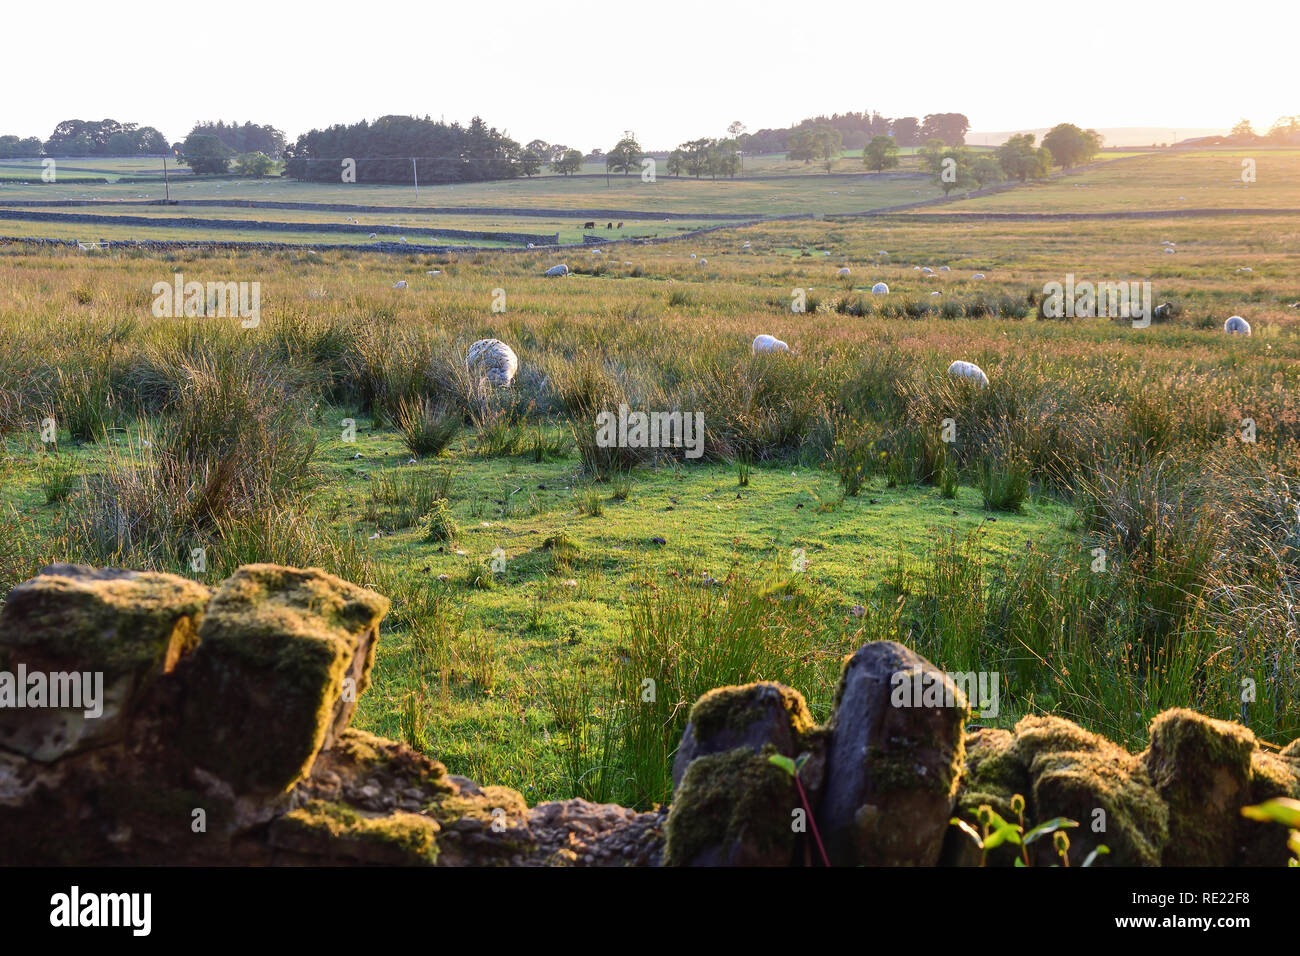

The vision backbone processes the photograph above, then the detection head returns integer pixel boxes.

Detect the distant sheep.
[948,360,989,386]
[837,267,851,276]
[392,280,408,289]
[921,267,934,274]
[1224,315,1252,336]
[467,339,519,387]
[752,334,790,355]
[971,273,986,279]
[544,264,570,277]
[939,265,950,272]
[1164,248,1175,255]
[872,282,889,294]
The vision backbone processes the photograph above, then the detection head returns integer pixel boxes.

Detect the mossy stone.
[664,747,798,866]
[180,564,389,795]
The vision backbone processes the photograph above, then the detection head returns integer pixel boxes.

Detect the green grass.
[3,149,1300,806]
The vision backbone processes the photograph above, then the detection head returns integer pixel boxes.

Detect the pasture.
[1,147,1299,808]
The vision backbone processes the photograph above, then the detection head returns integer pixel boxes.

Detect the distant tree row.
[906,124,1103,196]
[283,115,524,184]
[33,119,170,156]
[1225,116,1300,143]
[187,121,286,159]
[739,111,971,154]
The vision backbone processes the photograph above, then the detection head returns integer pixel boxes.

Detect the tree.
[233,152,276,177]
[920,142,975,196]
[862,134,899,172]
[1268,116,1300,142]
[891,116,921,147]
[519,149,542,176]
[606,135,642,176]
[551,149,583,175]
[789,124,841,171]
[996,133,1051,182]
[919,113,971,146]
[1230,118,1257,140]
[1041,123,1103,169]
[970,154,1003,188]
[666,149,686,177]
[180,133,232,174]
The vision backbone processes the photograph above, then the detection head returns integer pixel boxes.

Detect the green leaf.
[983,822,1022,850]
[1024,817,1080,845]
[767,754,796,777]
[1082,845,1111,868]
[949,817,984,849]
[1013,857,1026,867]
[1240,797,1300,828]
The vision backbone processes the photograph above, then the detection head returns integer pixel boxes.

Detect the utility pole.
[162,154,170,201]
[412,157,419,199]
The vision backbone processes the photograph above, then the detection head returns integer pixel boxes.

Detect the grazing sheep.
[872,282,889,294]
[689,253,697,259]
[948,360,989,386]
[544,264,570,277]
[913,265,921,271]
[1164,248,1175,254]
[427,270,441,276]
[1224,315,1252,335]
[742,241,752,249]
[921,267,934,274]
[837,267,851,276]
[939,265,950,272]
[467,339,519,387]
[1153,302,1173,320]
[752,334,789,355]
[971,273,986,279]
[527,243,535,249]
[1161,240,1175,246]
[699,258,708,265]
[1236,267,1253,273]
[392,280,408,289]
[369,233,377,239]
[876,250,888,256]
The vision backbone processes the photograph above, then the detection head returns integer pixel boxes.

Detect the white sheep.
[1164,248,1175,255]
[752,334,790,355]
[1224,316,1252,335]
[971,273,986,279]
[544,264,569,277]
[872,282,889,295]
[369,233,377,239]
[392,280,408,290]
[837,267,851,276]
[1236,267,1253,273]
[939,265,951,272]
[948,360,989,386]
[921,267,934,274]
[467,338,519,387]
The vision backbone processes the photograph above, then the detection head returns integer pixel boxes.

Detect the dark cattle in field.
[617,222,624,229]
[583,221,596,229]
[606,222,613,229]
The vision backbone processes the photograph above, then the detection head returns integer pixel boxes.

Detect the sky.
[7,0,1294,150]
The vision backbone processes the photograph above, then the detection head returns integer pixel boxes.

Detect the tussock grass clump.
[397,396,459,457]
[422,498,458,543]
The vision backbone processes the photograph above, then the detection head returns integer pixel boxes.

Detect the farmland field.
[2,146,1299,809]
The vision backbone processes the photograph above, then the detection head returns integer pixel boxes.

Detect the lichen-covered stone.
[1142,708,1255,866]
[671,681,815,789]
[179,564,389,794]
[0,564,209,761]
[819,641,967,865]
[664,747,798,866]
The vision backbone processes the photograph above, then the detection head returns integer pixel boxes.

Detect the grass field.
[2,147,1299,808]
[917,148,1300,213]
